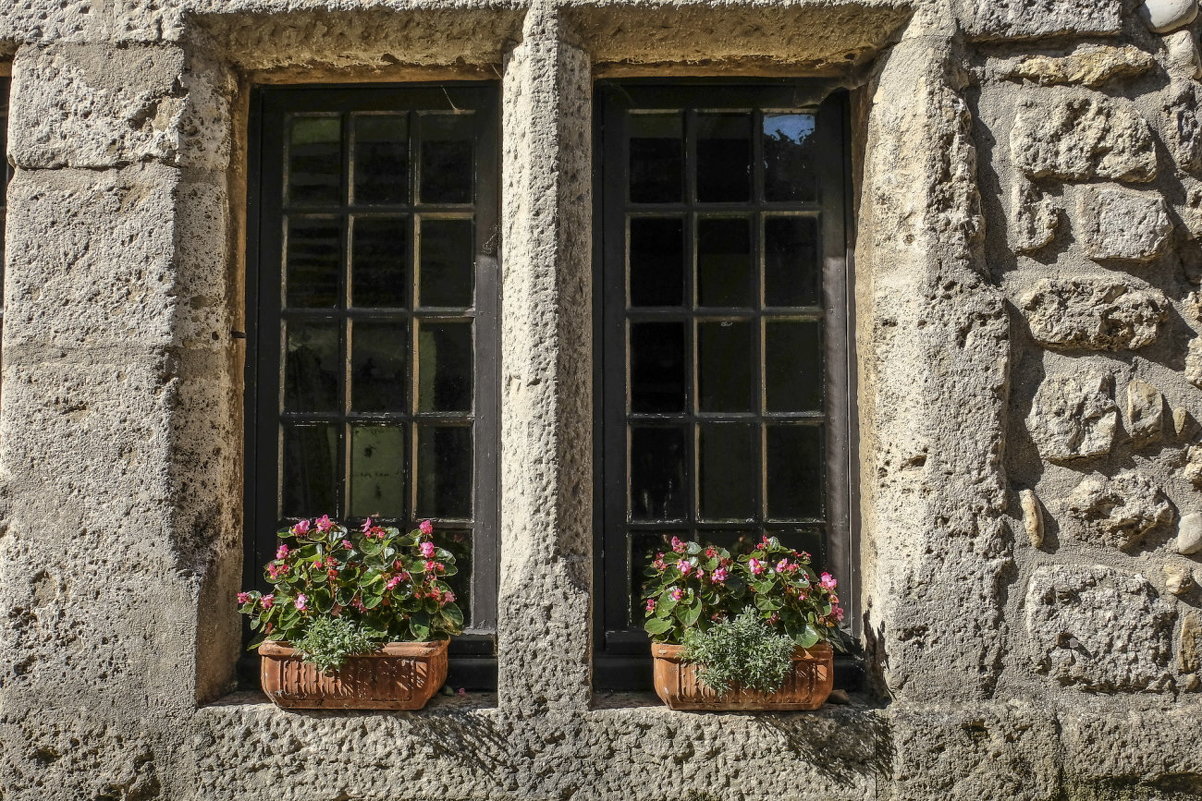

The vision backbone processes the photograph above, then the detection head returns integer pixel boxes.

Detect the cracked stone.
[1064,471,1175,550]
[1026,373,1118,462]
[1126,379,1165,443]
[1001,44,1156,87]
[1020,278,1167,351]
[1012,180,1059,252]
[1012,92,1157,183]
[1076,187,1173,262]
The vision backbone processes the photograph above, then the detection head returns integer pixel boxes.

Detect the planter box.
[651,642,834,711]
[259,640,449,710]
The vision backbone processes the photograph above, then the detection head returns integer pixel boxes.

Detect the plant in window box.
[237,515,462,710]
[642,536,845,711]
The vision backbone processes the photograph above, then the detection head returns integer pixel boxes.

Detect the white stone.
[1164,563,1193,594]
[1012,92,1158,183]
[1126,379,1165,443]
[1165,29,1202,80]
[1076,187,1173,262]
[1012,180,1059,252]
[1140,0,1199,33]
[1020,488,1045,547]
[1176,512,1202,554]
[1026,373,1118,462]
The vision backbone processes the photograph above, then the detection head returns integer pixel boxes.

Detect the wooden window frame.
[593,79,857,691]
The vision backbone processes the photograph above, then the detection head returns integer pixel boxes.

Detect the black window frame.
[1,76,9,332]
[244,83,501,689]
[593,79,857,691]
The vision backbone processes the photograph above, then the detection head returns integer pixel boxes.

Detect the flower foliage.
[683,608,797,695]
[292,616,377,674]
[642,535,846,649]
[237,516,463,654]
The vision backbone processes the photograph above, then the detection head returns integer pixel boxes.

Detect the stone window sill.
[203,690,500,717]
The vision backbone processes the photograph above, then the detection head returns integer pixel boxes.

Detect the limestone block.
[1026,564,1174,691]
[1165,562,1194,594]
[1020,278,1167,351]
[0,0,105,43]
[956,0,1123,40]
[1140,0,1199,32]
[1011,180,1059,252]
[1012,93,1157,183]
[1188,338,1202,388]
[1176,511,1202,553]
[1162,81,1202,173]
[1076,187,1173,262]
[1025,373,1118,462]
[1126,379,1165,443]
[1185,445,1202,486]
[1063,471,1175,550]
[1174,407,1200,439]
[1020,488,1046,547]
[1165,29,1202,80]
[1183,611,1202,673]
[1000,44,1156,87]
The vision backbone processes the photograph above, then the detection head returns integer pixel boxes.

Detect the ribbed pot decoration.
[651,642,834,711]
[259,640,449,710]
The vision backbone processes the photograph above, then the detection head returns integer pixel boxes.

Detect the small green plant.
[292,616,376,674]
[683,609,796,695]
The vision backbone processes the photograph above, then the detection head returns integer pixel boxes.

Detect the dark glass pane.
[697,113,751,202]
[287,115,341,206]
[439,529,473,626]
[629,217,685,307]
[349,424,406,519]
[281,423,338,517]
[351,216,408,308]
[285,216,341,308]
[420,114,474,205]
[351,321,406,413]
[766,424,823,520]
[419,218,474,308]
[763,114,818,202]
[697,217,753,307]
[284,320,340,412]
[630,322,685,414]
[416,425,472,519]
[765,320,822,413]
[768,525,826,572]
[418,321,472,413]
[697,320,753,413]
[630,426,687,521]
[765,216,820,308]
[629,113,682,203]
[699,423,757,522]
[353,114,409,205]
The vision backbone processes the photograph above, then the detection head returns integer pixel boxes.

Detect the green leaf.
[682,599,703,627]
[644,617,672,637]
[797,624,821,648]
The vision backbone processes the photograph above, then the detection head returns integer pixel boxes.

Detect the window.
[594,81,854,689]
[246,84,500,687]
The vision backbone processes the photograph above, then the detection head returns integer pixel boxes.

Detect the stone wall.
[2,0,1202,799]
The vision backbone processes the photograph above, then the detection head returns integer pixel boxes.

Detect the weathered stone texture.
[998,44,1155,87]
[1175,511,1202,554]
[1063,471,1175,550]
[1020,278,1167,351]
[1012,93,1157,183]
[1163,81,1202,174]
[1027,565,1175,692]
[1026,373,1118,462]
[1126,379,1165,443]
[1011,180,1059,252]
[1076,186,1173,262]
[956,0,1123,40]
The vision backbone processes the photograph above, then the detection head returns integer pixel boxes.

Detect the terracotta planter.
[651,641,834,711]
[259,639,449,710]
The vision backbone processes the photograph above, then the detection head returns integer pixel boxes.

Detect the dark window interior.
[595,81,854,690]
[246,84,500,689]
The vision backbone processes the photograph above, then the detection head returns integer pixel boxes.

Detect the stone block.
[1140,0,1199,33]
[0,1,106,44]
[1011,180,1059,253]
[1185,445,1202,486]
[999,44,1155,87]
[1026,564,1174,692]
[1182,611,1202,672]
[1126,379,1165,443]
[1176,512,1202,554]
[957,0,1123,40]
[1012,92,1157,183]
[1025,373,1118,463]
[1076,187,1173,262]
[1063,471,1175,550]
[1162,81,1202,173]
[1020,278,1167,351]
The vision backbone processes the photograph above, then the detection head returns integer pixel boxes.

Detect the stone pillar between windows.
[497,8,594,714]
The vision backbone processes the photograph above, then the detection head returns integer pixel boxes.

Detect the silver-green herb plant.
[682,608,797,695]
[292,616,377,674]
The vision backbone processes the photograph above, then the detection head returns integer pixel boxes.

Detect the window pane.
[351,321,406,413]
[766,424,823,520]
[349,424,406,519]
[284,320,340,412]
[417,321,473,413]
[697,320,753,413]
[351,216,408,308]
[765,320,822,413]
[285,216,341,308]
[765,216,820,308]
[699,423,757,521]
[353,114,409,205]
[420,114,474,204]
[630,322,685,414]
[629,217,685,308]
[763,114,817,202]
[416,425,472,519]
[419,218,474,308]
[697,113,750,202]
[440,529,473,626]
[697,217,752,307]
[629,113,682,203]
[630,426,687,521]
[282,423,339,517]
[287,115,341,206]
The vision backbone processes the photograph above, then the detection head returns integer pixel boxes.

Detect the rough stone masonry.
[2,0,1202,798]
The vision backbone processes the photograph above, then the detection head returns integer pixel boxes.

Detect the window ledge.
[589,690,884,716]
[202,689,500,716]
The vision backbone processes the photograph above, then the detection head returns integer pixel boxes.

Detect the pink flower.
[236,592,253,605]
[694,569,705,582]
[294,594,308,611]
[341,539,353,550]
[291,519,311,536]
[678,560,693,576]
[669,587,684,602]
[670,537,686,553]
[457,687,467,697]
[386,575,403,590]
[820,572,837,590]
[361,517,374,532]
[352,597,366,613]
[315,515,334,532]
[776,558,790,573]
[644,598,657,614]
[704,547,717,558]
[420,541,436,558]
[261,594,275,609]
[711,567,728,583]
[748,558,765,576]
[425,560,444,573]
[420,519,435,536]
[276,544,290,560]
[834,606,845,622]
[443,591,456,604]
